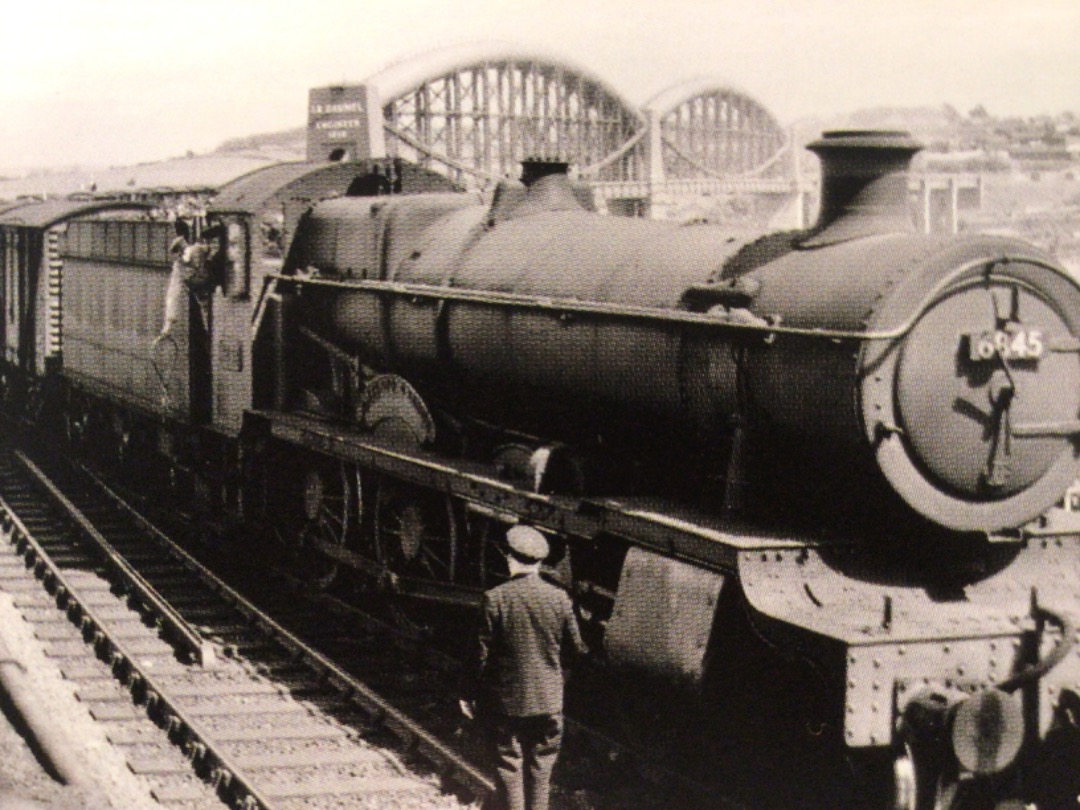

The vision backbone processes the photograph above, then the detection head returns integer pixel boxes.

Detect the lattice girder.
[369,44,646,186]
[645,79,788,180]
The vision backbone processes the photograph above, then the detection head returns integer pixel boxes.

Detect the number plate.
[965,328,1044,362]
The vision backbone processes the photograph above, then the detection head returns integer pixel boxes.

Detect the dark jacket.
[476,572,587,717]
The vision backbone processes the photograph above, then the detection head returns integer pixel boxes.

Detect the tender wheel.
[63,406,89,449]
[75,406,117,471]
[296,460,358,589]
[22,379,45,425]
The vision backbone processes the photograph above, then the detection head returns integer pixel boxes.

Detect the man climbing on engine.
[156,222,223,343]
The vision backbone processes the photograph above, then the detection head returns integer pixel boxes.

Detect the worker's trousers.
[485,712,563,810]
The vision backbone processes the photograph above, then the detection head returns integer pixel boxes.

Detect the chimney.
[520,158,570,186]
[487,158,585,223]
[800,130,923,247]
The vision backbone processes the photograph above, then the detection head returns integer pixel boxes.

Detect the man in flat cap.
[465,524,587,810]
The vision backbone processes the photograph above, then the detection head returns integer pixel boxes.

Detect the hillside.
[216,127,307,156]
[220,106,967,162]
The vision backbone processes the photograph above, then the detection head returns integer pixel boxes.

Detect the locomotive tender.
[2,133,1079,808]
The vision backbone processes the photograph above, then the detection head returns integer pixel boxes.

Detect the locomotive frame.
[2,139,1080,809]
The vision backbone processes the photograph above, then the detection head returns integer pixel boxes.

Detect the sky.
[2,0,1078,173]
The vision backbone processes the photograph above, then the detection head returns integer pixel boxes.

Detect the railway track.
[0,436,736,810]
[0,446,486,809]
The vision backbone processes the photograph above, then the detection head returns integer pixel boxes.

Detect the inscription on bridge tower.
[307,84,385,162]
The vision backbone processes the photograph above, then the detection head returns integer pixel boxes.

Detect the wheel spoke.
[376,487,459,591]
[295,461,362,589]
[419,545,449,575]
[319,504,345,530]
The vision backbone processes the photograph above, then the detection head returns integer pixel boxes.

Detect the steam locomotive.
[2,133,1078,808]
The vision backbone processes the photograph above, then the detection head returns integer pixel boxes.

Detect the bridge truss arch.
[366,42,647,188]
[644,77,790,182]
[590,76,799,221]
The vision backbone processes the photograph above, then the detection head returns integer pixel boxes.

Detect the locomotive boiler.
[283,131,1080,536]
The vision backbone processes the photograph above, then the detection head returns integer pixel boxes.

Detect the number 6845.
[966,328,1044,362]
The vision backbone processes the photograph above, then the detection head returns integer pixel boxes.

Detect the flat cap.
[506,525,549,562]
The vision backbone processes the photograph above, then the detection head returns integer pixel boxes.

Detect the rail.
[5,489,275,808]
[1,449,494,807]
[12,451,215,667]
[78,462,495,800]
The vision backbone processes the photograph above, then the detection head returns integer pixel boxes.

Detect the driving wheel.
[373,481,458,632]
[296,460,359,589]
